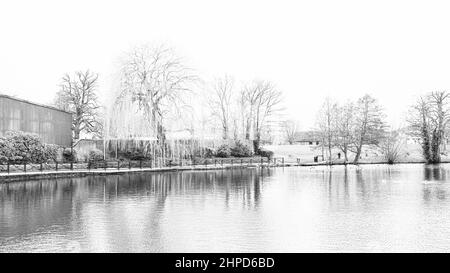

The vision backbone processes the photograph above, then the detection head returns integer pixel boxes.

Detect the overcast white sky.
[2,0,450,129]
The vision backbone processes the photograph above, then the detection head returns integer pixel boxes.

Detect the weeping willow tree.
[113,44,197,144]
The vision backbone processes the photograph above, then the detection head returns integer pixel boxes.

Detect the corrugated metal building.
[0,94,72,146]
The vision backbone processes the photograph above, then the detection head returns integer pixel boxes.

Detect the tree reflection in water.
[3,165,450,252]
[423,165,448,202]
[0,168,269,251]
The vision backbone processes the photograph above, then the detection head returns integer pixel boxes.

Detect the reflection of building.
[0,94,72,146]
[293,131,321,146]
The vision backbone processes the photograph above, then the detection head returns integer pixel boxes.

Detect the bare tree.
[282,119,299,144]
[54,70,102,140]
[408,96,432,162]
[408,91,450,163]
[243,80,283,152]
[428,91,450,163]
[116,45,196,143]
[316,97,338,163]
[208,76,234,139]
[350,94,386,164]
[238,88,252,140]
[334,101,354,162]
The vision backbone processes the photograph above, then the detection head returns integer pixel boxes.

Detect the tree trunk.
[421,118,432,163]
[253,132,261,153]
[73,126,80,140]
[223,126,228,140]
[328,143,332,163]
[431,129,441,163]
[157,123,165,145]
[353,143,363,164]
[245,119,251,140]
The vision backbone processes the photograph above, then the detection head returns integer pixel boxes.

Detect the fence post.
[250,159,252,166]
[7,162,10,174]
[140,160,142,169]
[214,159,217,167]
[241,159,243,166]
[297,158,300,165]
[129,160,131,169]
[70,162,73,170]
[282,157,285,165]
[40,163,43,172]
[88,161,91,171]
[205,159,207,168]
[231,159,233,166]
[221,159,223,167]
[24,162,26,173]
[104,161,107,171]
[261,158,263,167]
[118,161,120,170]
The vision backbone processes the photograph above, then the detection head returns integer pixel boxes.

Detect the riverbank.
[0,161,272,182]
[263,143,450,164]
[2,158,449,183]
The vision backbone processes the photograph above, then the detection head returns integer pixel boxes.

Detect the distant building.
[0,94,72,146]
[293,131,321,146]
[396,128,418,145]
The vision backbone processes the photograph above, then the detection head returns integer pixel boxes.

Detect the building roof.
[0,93,73,115]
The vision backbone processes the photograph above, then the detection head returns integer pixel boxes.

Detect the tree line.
[312,91,450,164]
[54,44,283,154]
[314,95,386,164]
[52,43,450,164]
[206,76,283,152]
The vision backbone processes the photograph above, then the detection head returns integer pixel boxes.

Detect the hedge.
[0,131,61,163]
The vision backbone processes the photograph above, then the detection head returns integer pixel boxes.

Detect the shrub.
[43,144,60,162]
[118,150,151,161]
[258,148,274,160]
[63,148,77,162]
[0,132,62,163]
[215,144,231,158]
[380,131,405,164]
[230,141,253,157]
[88,149,104,162]
[204,147,215,158]
[5,131,42,162]
[0,137,12,163]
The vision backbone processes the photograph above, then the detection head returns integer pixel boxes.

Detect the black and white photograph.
[1,0,450,262]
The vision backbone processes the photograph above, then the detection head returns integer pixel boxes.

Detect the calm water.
[1,164,450,252]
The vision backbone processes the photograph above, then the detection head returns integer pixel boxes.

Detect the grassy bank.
[263,143,448,164]
[3,146,449,183]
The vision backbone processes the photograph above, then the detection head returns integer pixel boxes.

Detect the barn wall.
[0,95,72,146]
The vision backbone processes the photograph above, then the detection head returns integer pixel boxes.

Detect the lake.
[1,164,450,252]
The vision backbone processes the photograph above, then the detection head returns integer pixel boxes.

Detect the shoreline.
[0,164,266,183]
[1,159,448,183]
